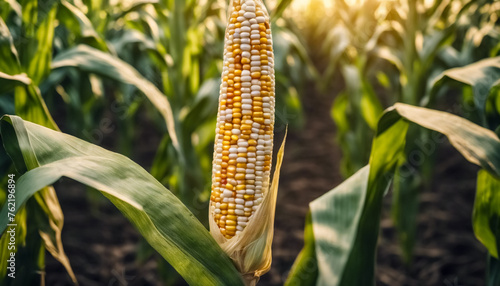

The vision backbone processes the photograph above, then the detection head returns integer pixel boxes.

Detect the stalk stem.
[242,274,259,286]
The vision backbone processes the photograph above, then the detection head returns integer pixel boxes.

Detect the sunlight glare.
[291,0,372,12]
[291,0,333,11]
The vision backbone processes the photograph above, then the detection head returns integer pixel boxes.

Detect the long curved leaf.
[284,212,317,286]
[51,45,179,151]
[0,17,21,75]
[430,57,500,118]
[0,115,244,286]
[473,170,500,258]
[58,0,108,51]
[27,4,57,85]
[0,72,31,94]
[271,0,292,22]
[1,3,74,280]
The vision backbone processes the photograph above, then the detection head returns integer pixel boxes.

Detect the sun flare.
[290,0,366,11]
[291,0,333,10]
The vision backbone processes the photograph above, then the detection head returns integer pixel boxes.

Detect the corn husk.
[209,130,287,286]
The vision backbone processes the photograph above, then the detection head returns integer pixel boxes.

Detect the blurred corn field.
[0,0,499,285]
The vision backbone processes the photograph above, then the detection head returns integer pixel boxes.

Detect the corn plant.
[1,0,191,279]
[284,48,500,285]
[315,0,500,263]
[320,0,387,176]
[0,1,76,283]
[286,102,500,285]
[389,0,500,264]
[431,57,500,130]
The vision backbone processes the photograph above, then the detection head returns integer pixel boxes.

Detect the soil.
[44,83,487,285]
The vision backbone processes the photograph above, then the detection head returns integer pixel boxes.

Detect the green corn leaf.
[320,26,349,90]
[4,4,73,278]
[372,46,405,75]
[311,166,370,286]
[19,0,37,37]
[391,163,419,265]
[288,103,500,285]
[430,57,500,121]
[271,0,292,22]
[0,72,31,86]
[183,78,220,134]
[360,80,383,131]
[58,0,108,51]
[109,29,160,60]
[419,26,455,66]
[12,81,76,283]
[1,0,21,19]
[27,4,57,85]
[113,0,159,20]
[0,72,31,94]
[0,17,21,75]
[473,170,500,258]
[51,44,179,151]
[390,104,500,175]
[284,213,317,286]
[7,91,73,283]
[0,115,245,286]
[0,204,27,281]
[14,85,58,132]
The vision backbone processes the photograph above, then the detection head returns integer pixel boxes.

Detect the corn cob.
[210,0,275,239]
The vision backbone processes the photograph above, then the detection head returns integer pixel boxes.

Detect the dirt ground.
[44,83,487,285]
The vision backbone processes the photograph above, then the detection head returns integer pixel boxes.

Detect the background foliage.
[0,0,499,285]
